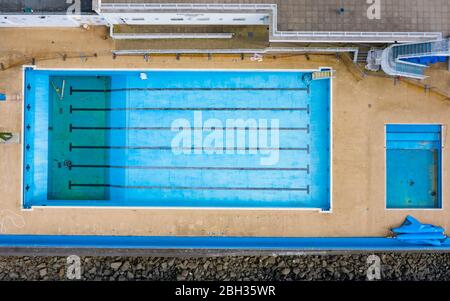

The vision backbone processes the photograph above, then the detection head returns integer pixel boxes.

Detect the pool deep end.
[23,68,331,209]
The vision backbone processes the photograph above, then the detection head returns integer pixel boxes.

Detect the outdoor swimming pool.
[22,68,331,210]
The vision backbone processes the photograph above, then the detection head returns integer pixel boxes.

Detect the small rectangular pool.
[23,68,331,210]
[386,124,442,209]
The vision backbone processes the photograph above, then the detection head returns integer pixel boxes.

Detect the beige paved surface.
[0,27,449,237]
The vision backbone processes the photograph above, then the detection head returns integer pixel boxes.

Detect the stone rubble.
[0,253,448,281]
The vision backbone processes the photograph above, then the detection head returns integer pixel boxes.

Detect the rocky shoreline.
[0,253,449,281]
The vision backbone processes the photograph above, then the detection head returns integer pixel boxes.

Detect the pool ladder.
[312,70,335,80]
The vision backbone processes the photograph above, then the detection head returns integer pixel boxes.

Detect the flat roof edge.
[0,0,93,13]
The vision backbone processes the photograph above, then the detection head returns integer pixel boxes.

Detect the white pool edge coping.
[20,65,333,214]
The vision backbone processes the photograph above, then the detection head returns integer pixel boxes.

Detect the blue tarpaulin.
[392,216,447,246]
[0,93,6,101]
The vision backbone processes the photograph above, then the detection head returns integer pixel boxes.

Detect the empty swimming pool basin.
[22,68,331,210]
[386,124,442,209]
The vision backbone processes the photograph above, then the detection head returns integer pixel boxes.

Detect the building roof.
[0,0,93,13]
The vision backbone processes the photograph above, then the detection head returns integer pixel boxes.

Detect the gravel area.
[0,253,449,281]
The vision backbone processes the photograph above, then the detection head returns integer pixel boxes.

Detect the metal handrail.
[397,51,450,59]
[111,32,234,40]
[275,31,442,38]
[112,46,360,62]
[100,3,276,10]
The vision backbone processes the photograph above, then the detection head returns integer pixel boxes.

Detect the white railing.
[111,32,234,40]
[272,31,442,43]
[112,46,360,62]
[100,3,276,11]
[274,31,442,39]
[397,51,450,60]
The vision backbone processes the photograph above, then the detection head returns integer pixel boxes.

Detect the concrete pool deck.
[0,27,450,237]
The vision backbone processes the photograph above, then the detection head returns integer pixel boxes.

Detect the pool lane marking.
[68,165,310,173]
[70,87,308,94]
[68,144,310,152]
[69,124,310,132]
[68,181,310,193]
[69,106,310,112]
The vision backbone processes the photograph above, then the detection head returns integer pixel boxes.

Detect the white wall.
[0,14,108,27]
[102,12,270,26]
[0,12,269,27]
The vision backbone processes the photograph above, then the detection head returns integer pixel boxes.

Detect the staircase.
[393,40,449,59]
[357,50,369,64]
[393,42,432,57]
[376,39,450,79]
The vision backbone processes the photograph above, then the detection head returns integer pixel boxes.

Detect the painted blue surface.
[0,93,5,101]
[1,215,448,250]
[402,56,448,65]
[0,234,449,250]
[23,68,331,209]
[386,125,442,209]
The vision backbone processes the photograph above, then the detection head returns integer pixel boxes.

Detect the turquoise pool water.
[23,68,331,209]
